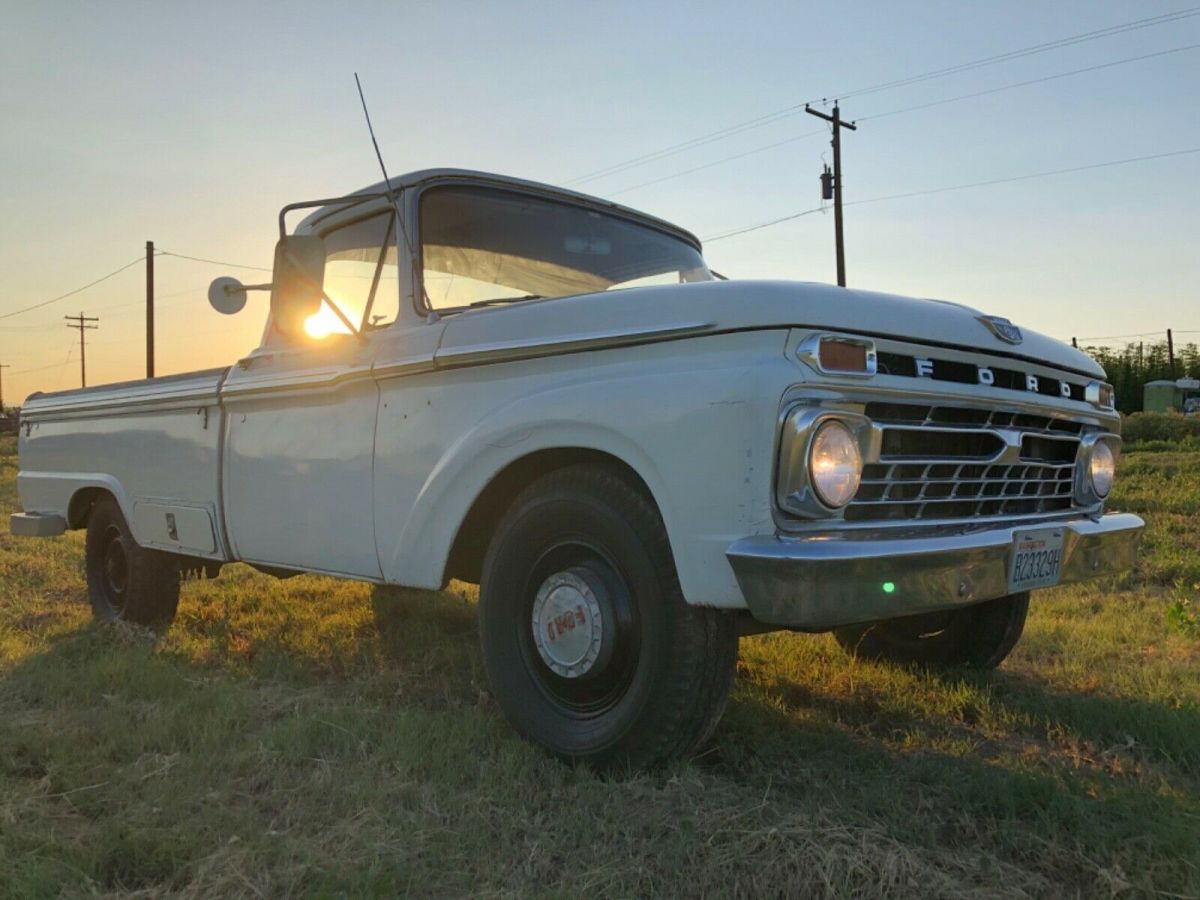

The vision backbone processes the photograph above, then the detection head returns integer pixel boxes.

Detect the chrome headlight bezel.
[796,333,878,378]
[1085,380,1116,411]
[1074,432,1121,506]
[777,408,869,518]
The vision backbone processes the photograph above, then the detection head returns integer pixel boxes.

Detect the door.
[221,210,401,578]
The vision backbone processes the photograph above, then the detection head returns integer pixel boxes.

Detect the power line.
[0,256,145,321]
[156,250,271,272]
[607,130,827,197]
[845,147,1200,208]
[567,6,1200,186]
[10,348,73,377]
[567,107,810,187]
[704,146,1200,242]
[1076,332,1169,341]
[10,360,67,376]
[856,42,1200,123]
[4,247,264,333]
[705,207,827,243]
[837,6,1200,101]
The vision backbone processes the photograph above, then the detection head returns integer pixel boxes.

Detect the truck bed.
[17,367,231,560]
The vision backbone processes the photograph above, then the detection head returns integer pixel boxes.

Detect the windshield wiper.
[468,294,544,308]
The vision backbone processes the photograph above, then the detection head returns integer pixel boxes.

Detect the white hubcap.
[531,568,606,678]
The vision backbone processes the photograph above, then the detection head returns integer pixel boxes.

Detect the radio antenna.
[353,73,431,314]
[355,73,397,200]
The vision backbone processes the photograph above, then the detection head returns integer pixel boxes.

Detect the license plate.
[1008,528,1065,593]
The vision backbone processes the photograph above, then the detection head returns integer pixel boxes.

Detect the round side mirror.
[208,277,248,315]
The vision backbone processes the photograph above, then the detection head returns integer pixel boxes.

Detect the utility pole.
[146,240,155,378]
[64,313,99,388]
[0,363,9,414]
[806,101,857,287]
[1167,328,1176,377]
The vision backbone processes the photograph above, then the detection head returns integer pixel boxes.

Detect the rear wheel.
[85,497,180,627]
[833,592,1029,669]
[478,466,738,769]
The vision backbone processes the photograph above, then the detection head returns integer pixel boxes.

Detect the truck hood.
[436,279,1104,378]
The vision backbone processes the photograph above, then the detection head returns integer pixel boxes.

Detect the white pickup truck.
[12,169,1143,768]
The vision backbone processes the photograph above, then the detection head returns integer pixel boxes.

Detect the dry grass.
[1,437,1197,897]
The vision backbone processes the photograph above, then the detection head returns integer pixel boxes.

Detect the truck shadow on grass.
[731,656,1200,777]
[711,681,1199,895]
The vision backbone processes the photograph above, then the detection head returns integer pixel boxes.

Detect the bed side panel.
[17,371,228,559]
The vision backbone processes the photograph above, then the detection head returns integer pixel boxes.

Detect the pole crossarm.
[804,104,858,130]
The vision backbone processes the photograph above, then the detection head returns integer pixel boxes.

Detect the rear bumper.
[9,512,67,537]
[726,512,1143,630]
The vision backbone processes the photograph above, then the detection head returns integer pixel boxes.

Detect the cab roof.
[292,168,702,249]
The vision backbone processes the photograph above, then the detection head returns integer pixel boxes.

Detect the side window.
[306,212,399,339]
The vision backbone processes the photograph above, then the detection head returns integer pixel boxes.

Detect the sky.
[1,0,1198,404]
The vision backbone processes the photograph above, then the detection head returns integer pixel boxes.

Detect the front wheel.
[833,592,1029,669]
[478,466,738,769]
[85,496,180,627]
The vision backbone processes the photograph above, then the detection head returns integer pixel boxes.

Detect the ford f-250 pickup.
[11,169,1143,768]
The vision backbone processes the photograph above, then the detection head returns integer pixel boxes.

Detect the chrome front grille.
[845,402,1083,523]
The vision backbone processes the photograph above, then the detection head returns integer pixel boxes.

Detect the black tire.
[833,592,1029,669]
[84,496,180,628]
[478,465,738,769]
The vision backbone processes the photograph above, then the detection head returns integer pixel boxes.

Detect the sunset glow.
[303,305,349,340]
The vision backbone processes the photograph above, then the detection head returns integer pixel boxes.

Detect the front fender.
[373,331,792,607]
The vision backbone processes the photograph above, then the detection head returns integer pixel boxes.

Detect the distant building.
[1144,377,1200,414]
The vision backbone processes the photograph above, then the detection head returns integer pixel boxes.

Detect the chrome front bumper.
[726,512,1144,630]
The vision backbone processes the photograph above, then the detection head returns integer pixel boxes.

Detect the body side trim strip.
[433,321,717,369]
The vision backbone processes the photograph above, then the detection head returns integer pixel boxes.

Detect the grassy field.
[1,435,1197,898]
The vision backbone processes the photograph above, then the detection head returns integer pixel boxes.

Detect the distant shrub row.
[1121,412,1200,447]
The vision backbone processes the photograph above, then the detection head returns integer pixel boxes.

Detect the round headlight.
[809,420,863,508]
[1089,441,1115,499]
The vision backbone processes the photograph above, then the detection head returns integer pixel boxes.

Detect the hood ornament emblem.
[978,315,1023,345]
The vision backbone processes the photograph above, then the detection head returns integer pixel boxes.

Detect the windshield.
[419,185,712,311]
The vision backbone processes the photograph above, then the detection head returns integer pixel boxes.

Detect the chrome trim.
[220,366,377,402]
[1085,380,1117,410]
[21,369,227,421]
[776,408,872,518]
[771,381,1121,532]
[372,356,438,380]
[796,333,878,378]
[1074,432,1121,506]
[727,512,1144,630]
[434,321,716,369]
[851,419,1085,523]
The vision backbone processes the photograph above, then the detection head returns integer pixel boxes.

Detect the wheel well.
[444,448,658,586]
[67,487,114,529]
